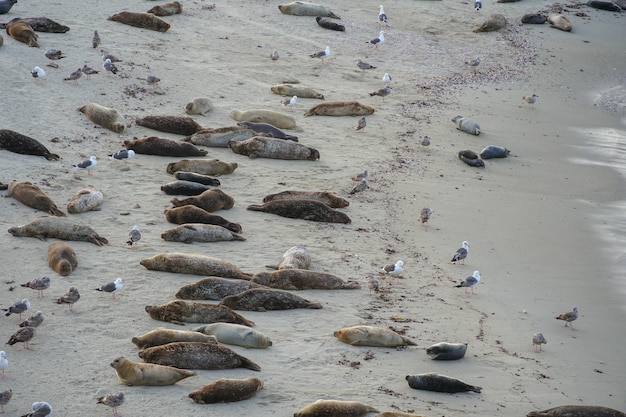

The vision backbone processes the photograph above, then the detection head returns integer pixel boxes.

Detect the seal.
[47,241,78,276]
[452,115,480,135]
[110,356,196,386]
[304,101,374,117]
[230,109,296,130]
[480,145,510,159]
[192,323,272,348]
[263,190,349,208]
[547,14,572,31]
[527,405,626,417]
[458,150,485,168]
[131,327,218,349]
[266,245,311,270]
[138,342,261,371]
[521,13,547,24]
[189,377,263,403]
[165,206,242,233]
[176,277,266,301]
[174,171,221,186]
[0,17,69,32]
[0,0,17,14]
[278,1,340,18]
[67,185,104,214]
[77,103,126,134]
[316,16,345,31]
[5,20,38,47]
[124,136,207,157]
[334,325,416,347]
[9,216,109,246]
[161,223,245,243]
[7,181,65,217]
[426,342,468,360]
[184,97,213,115]
[405,373,481,393]
[0,130,60,160]
[237,121,298,141]
[219,288,323,311]
[140,252,252,279]
[145,300,255,326]
[270,84,325,100]
[586,0,622,11]
[473,13,507,33]
[186,126,258,148]
[166,158,238,176]
[147,1,183,16]
[161,180,213,196]
[247,199,351,223]
[252,269,361,290]
[107,11,170,32]
[170,188,235,212]
[294,400,379,417]
[229,137,320,160]
[135,115,203,135]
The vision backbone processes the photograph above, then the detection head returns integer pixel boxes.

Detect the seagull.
[0,389,11,413]
[6,327,35,350]
[356,117,367,132]
[366,31,385,48]
[367,274,380,293]
[352,170,369,181]
[146,74,161,87]
[44,48,65,67]
[270,50,279,61]
[109,149,135,160]
[350,178,368,195]
[451,241,469,264]
[420,207,433,226]
[20,277,51,298]
[81,64,99,79]
[378,4,388,25]
[382,72,391,83]
[381,260,404,278]
[421,135,431,147]
[53,287,80,312]
[455,270,480,294]
[92,30,101,49]
[97,392,124,417]
[523,94,539,107]
[19,311,45,329]
[95,278,123,300]
[357,59,376,74]
[0,351,7,379]
[31,66,46,81]
[2,299,30,319]
[310,45,330,63]
[101,48,122,62]
[465,56,480,73]
[532,332,547,352]
[21,401,52,417]
[281,95,297,111]
[556,307,579,329]
[103,58,118,75]
[73,155,97,176]
[127,225,141,248]
[63,68,82,83]
[369,85,391,102]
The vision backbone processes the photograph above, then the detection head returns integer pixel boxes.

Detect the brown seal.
[176,277,267,301]
[184,97,213,115]
[270,84,325,99]
[7,181,65,216]
[161,180,213,196]
[124,136,207,157]
[66,185,103,214]
[192,323,272,348]
[334,325,416,347]
[145,300,255,326]
[473,13,507,32]
[547,14,572,32]
[135,115,203,135]
[189,377,263,404]
[0,17,69,33]
[138,342,261,371]
[147,1,182,16]
[47,241,78,276]
[8,216,108,246]
[161,224,245,243]
[185,126,257,148]
[303,101,374,117]
[219,288,323,311]
[252,269,360,290]
[171,188,235,212]
[140,252,252,279]
[0,129,60,160]
[294,400,378,417]
[263,190,349,208]
[110,356,195,386]
[131,327,217,349]
[247,199,351,223]
[527,406,626,417]
[229,137,320,160]
[278,1,340,18]
[77,103,126,134]
[166,158,238,176]
[5,20,38,47]
[406,373,481,393]
[230,109,296,130]
[266,245,311,270]
[107,11,170,32]
[165,206,242,233]
[426,342,468,360]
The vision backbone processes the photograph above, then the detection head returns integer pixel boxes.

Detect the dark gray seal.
[174,171,221,186]
[236,121,298,141]
[164,206,242,233]
[521,13,547,24]
[135,115,203,135]
[406,373,481,393]
[479,145,510,159]
[527,406,626,417]
[586,0,622,11]
[316,16,345,31]
[426,342,468,360]
[229,137,319,160]
[458,150,485,168]
[138,342,261,371]
[161,180,213,196]
[219,288,323,311]
[0,17,69,32]
[176,277,267,301]
[247,199,351,223]
[0,129,60,160]
[124,136,207,157]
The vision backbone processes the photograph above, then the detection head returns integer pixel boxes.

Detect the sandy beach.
[1,0,625,415]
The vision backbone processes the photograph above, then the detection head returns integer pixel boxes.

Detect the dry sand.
[1,0,625,416]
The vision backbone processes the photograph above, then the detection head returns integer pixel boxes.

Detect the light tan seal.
[185,126,257,148]
[131,327,217,349]
[7,181,65,217]
[67,185,104,214]
[189,377,263,403]
[135,115,203,135]
[107,11,170,32]
[278,1,340,18]
[473,13,507,32]
[263,190,349,208]
[140,252,252,279]
[266,245,311,270]
[334,325,417,347]
[166,158,238,176]
[165,206,242,233]
[230,109,296,129]
[527,405,626,417]
[176,277,267,301]
[303,101,375,117]
[219,288,323,311]
[294,400,379,417]
[184,97,213,115]
[77,103,126,134]
[161,224,245,243]
[193,323,272,348]
[170,188,235,212]
[8,216,108,246]
[124,136,207,157]
[271,84,325,99]
[547,14,572,32]
[252,269,360,290]
[145,300,255,326]
[47,241,78,276]
[5,20,38,47]
[147,1,182,16]
[110,356,196,386]
[138,342,261,370]
[229,137,320,160]
[247,199,351,223]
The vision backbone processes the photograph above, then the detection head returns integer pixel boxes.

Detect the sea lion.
[278,1,340,18]
[452,115,480,135]
[140,252,252,279]
[547,14,572,31]
[0,17,69,32]
[170,188,235,212]
[230,109,297,130]
[304,101,374,117]
[164,206,242,233]
[294,400,378,417]
[77,103,126,134]
[193,323,272,348]
[247,199,351,223]
[47,241,78,276]
[189,377,263,403]
[166,158,238,176]
[161,180,213,196]
[147,1,183,16]
[8,216,109,246]
[138,342,261,371]
[176,277,266,301]
[7,181,65,216]
[479,145,510,159]
[267,245,311,270]
[252,269,361,290]
[0,129,59,160]
[131,327,217,349]
[521,13,547,24]
[110,356,196,386]
[586,0,622,11]
[270,84,325,100]
[426,342,468,360]
[186,126,257,148]
[5,20,38,47]
[184,97,213,115]
[124,136,207,157]
[237,121,299,141]
[473,13,507,32]
[316,16,345,31]
[66,185,103,214]
[527,405,626,417]
[458,150,485,168]
[229,137,320,160]
[174,171,221,186]
[219,288,323,311]
[334,325,416,347]
[107,11,170,32]
[161,224,245,243]
[145,300,255,326]
[135,115,203,135]
[405,373,481,393]
[263,190,349,208]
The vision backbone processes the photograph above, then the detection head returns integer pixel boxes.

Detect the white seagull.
[31,66,46,81]
[22,401,52,417]
[381,260,404,280]
[281,95,297,111]
[382,72,391,83]
[73,155,97,176]
[455,270,480,294]
[555,306,579,329]
[310,45,330,63]
[0,351,7,379]
[109,149,135,160]
[367,31,385,48]
[127,225,141,248]
[523,94,539,107]
[451,241,469,264]
[95,278,124,300]
[103,58,118,75]
[532,332,547,352]
[378,5,388,25]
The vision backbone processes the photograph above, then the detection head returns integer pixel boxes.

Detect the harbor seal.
[131,327,217,349]
[145,300,255,326]
[452,115,480,135]
[5,20,38,47]
[316,16,345,31]
[77,103,126,134]
[124,136,207,157]
[7,181,65,217]
[138,342,261,371]
[47,241,78,276]
[547,14,572,31]
[166,158,238,176]
[219,288,323,311]
[189,377,263,403]
[304,101,374,117]
[184,97,213,115]
[164,206,242,233]
[161,180,213,196]
[278,2,340,18]
[294,400,378,417]
[174,171,221,186]
[186,126,257,148]
[586,0,622,11]
[0,129,60,160]
[426,342,468,360]
[8,216,108,246]
[110,356,196,386]
[0,17,69,32]
[521,13,547,24]
[67,185,103,214]
[237,121,298,141]
[176,277,266,300]
[147,1,182,16]
[252,269,360,290]
[170,188,235,212]
[229,137,320,160]
[263,190,349,208]
[406,373,481,393]
[108,11,170,32]
[247,199,351,223]
[473,13,507,32]
[193,323,272,348]
[135,115,203,135]
[480,145,510,159]
[140,252,252,279]
[270,84,325,100]
[161,223,245,243]
[458,150,485,168]
[527,405,626,417]
[334,325,416,347]
[230,109,296,130]
[267,245,311,270]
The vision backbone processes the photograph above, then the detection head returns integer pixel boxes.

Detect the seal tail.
[306,301,323,309]
[240,356,262,372]
[402,337,417,346]
[49,207,67,217]
[469,385,482,393]
[327,11,341,19]
[246,204,264,212]
[231,233,246,241]
[342,281,361,289]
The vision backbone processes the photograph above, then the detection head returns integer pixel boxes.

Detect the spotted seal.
[189,377,264,403]
[452,115,480,135]
[304,101,374,117]
[521,13,547,24]
[170,188,235,212]
[186,126,257,147]
[107,11,170,32]
[247,199,351,223]
[7,181,65,217]
[139,342,261,371]
[124,136,207,157]
[8,216,108,246]
[219,288,323,311]
[230,109,296,129]
[426,342,468,360]
[334,325,416,347]
[110,356,196,386]
[47,241,78,276]
[294,400,378,417]
[192,323,273,348]
[146,1,182,16]
[135,115,203,135]
[262,190,349,208]
[266,245,311,270]
[67,185,103,214]
[145,300,255,326]
[77,103,126,134]
[458,150,485,168]
[176,277,266,301]
[278,1,340,18]
[479,145,510,159]
[166,159,238,176]
[131,327,218,349]
[406,373,481,393]
[547,14,572,31]
[586,0,622,11]
[161,180,213,196]
[174,171,221,186]
[161,224,245,243]
[527,405,626,417]
[237,121,299,141]
[229,137,320,160]
[0,130,59,160]
[140,252,252,279]
[164,206,242,233]
[473,13,507,32]
[184,97,213,115]
[252,269,360,290]
[270,84,325,100]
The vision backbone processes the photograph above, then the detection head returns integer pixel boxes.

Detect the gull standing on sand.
[367,31,385,48]
[63,68,82,83]
[127,225,141,248]
[421,135,431,147]
[310,45,330,63]
[532,332,547,352]
[465,56,480,73]
[2,299,30,319]
[350,178,368,195]
[523,94,538,107]
[451,241,469,264]
[19,311,45,329]
[6,327,35,350]
[109,149,135,160]
[370,85,391,101]
[367,274,380,293]
[378,4,388,25]
[82,64,99,79]
[92,30,101,49]
[0,351,7,379]
[555,306,578,329]
[20,277,50,298]
[381,260,404,277]
[103,58,118,75]
[73,155,97,176]
[95,278,123,300]
[54,287,80,312]
[357,59,376,74]
[281,95,297,111]
[97,392,124,417]
[475,0,482,11]
[44,48,65,67]
[352,170,369,181]
[356,117,367,131]
[22,402,52,417]
[146,74,161,87]
[31,66,46,81]
[455,270,480,294]
[382,72,392,84]
[270,50,279,61]
[420,207,433,226]
[0,389,11,413]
